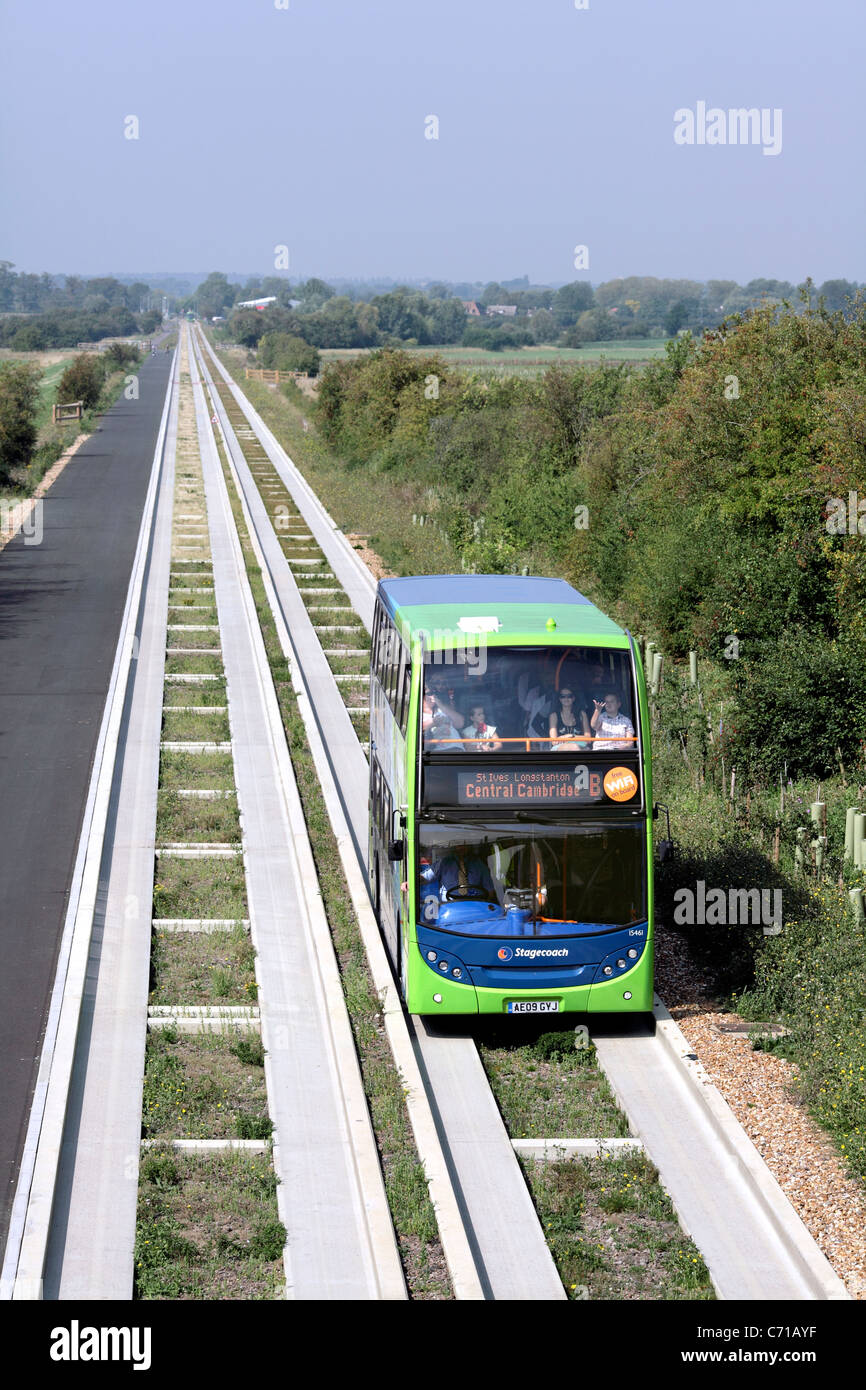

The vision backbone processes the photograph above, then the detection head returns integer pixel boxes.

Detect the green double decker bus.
[368,575,655,1016]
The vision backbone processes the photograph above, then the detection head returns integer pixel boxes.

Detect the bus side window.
[371,605,382,682]
[385,624,400,715]
[372,759,384,848]
[378,621,392,703]
[396,644,408,735]
[398,650,411,737]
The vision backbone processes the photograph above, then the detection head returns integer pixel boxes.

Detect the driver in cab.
[433,844,497,901]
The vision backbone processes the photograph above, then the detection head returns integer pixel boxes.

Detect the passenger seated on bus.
[517,673,553,745]
[425,670,466,731]
[432,845,498,901]
[548,686,592,751]
[422,693,465,751]
[590,690,636,750]
[461,703,502,752]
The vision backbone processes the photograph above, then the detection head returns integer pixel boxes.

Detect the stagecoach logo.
[514,947,569,959]
[602,767,638,802]
[497,946,513,961]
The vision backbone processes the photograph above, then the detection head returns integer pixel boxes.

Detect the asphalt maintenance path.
[0,352,172,1260]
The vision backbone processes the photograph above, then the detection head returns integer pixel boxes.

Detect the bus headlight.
[627,948,638,959]
[603,965,613,976]
[426,950,437,962]
[616,959,626,969]
[452,967,463,979]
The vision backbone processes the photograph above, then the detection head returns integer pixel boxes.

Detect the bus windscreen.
[422,645,636,753]
[417,821,646,937]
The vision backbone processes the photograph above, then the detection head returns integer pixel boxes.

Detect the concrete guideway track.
[197,326,851,1302]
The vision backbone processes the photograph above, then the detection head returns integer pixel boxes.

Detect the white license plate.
[506,1000,560,1014]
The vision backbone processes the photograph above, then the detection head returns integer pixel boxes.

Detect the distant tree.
[818,279,860,315]
[743,278,794,302]
[706,279,739,311]
[462,321,504,351]
[125,281,151,312]
[230,308,269,347]
[195,272,237,320]
[428,298,467,344]
[0,260,15,312]
[0,360,41,485]
[665,301,689,336]
[10,321,49,351]
[552,282,595,326]
[257,333,320,375]
[138,310,162,333]
[573,307,610,342]
[529,308,557,344]
[371,288,430,342]
[297,278,336,311]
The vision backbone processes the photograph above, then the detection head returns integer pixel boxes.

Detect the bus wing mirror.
[388,839,405,862]
[657,839,675,865]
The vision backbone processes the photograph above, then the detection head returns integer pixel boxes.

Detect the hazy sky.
[1,0,863,285]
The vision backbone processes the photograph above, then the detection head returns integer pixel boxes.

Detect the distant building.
[485,304,517,317]
[236,296,277,310]
[461,300,483,316]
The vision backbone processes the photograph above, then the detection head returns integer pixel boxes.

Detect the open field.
[318,339,671,375]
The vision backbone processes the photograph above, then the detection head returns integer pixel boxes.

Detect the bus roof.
[378,575,628,643]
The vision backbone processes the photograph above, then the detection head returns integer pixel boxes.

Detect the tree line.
[197,268,862,353]
[0,264,166,349]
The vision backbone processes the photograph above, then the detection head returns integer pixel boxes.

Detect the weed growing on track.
[156,791,240,844]
[135,1149,284,1299]
[150,922,256,1005]
[159,749,235,789]
[478,1027,630,1139]
[521,1153,714,1300]
[142,1029,267,1140]
[151,857,248,921]
[161,709,231,742]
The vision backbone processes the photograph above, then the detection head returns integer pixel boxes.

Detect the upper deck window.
[422,645,637,754]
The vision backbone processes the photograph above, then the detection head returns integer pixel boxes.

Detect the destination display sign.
[423,759,641,809]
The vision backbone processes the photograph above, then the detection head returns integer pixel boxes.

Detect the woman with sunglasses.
[548,687,591,751]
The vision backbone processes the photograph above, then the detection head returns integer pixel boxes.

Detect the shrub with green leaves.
[57,352,106,410]
[0,359,41,484]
